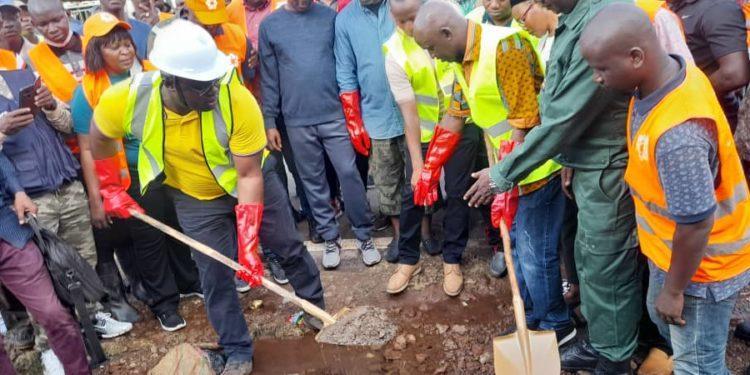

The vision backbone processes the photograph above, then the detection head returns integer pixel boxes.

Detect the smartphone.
[18,78,41,116]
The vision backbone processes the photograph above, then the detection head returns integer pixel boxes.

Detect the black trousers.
[398,124,481,265]
[93,182,180,316]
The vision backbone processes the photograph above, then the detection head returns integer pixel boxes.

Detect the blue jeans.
[510,176,570,331]
[646,269,737,375]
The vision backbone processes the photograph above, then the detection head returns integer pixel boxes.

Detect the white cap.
[148,19,232,82]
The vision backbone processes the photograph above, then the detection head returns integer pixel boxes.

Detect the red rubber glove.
[413,125,461,206]
[235,203,264,287]
[491,140,519,230]
[340,91,371,157]
[95,156,143,219]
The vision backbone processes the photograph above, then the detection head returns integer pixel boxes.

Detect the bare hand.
[464,168,495,208]
[35,85,56,111]
[655,288,686,326]
[89,196,112,229]
[13,192,37,224]
[410,164,423,190]
[561,167,574,199]
[266,128,282,152]
[0,108,33,135]
[136,1,160,26]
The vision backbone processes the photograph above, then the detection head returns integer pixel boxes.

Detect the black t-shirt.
[669,0,746,74]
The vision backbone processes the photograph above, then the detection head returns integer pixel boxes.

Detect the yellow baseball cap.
[82,12,132,51]
[185,0,229,25]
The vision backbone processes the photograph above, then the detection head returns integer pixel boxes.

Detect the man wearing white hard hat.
[87,19,325,374]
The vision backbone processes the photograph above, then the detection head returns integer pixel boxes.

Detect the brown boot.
[637,348,672,375]
[443,263,463,297]
[386,264,422,294]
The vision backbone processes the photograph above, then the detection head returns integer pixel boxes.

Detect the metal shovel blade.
[493,330,560,375]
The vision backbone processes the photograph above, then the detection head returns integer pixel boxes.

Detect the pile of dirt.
[315,306,397,346]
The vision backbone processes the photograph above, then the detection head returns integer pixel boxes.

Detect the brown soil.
[85,243,749,375]
[11,213,747,374]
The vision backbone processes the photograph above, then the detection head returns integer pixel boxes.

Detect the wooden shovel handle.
[129,210,337,326]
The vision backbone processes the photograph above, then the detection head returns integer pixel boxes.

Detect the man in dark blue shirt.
[260,0,377,270]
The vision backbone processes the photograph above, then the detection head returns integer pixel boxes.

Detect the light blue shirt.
[334,0,403,140]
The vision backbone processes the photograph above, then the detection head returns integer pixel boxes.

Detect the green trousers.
[572,167,643,362]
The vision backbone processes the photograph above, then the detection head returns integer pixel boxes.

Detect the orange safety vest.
[0,49,23,70]
[28,41,79,103]
[624,65,750,283]
[214,23,247,79]
[80,60,156,190]
[636,0,686,33]
[28,41,82,155]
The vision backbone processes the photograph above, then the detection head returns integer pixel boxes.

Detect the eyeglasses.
[181,78,221,96]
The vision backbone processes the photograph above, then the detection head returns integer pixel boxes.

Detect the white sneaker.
[94,312,133,339]
[41,349,64,375]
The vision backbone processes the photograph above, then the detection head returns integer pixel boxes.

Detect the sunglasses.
[180,78,221,96]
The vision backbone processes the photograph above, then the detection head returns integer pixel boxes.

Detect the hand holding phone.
[18,79,40,116]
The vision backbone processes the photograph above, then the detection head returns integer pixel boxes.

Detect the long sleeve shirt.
[259,4,343,129]
[0,152,33,249]
[490,0,631,191]
[334,0,403,140]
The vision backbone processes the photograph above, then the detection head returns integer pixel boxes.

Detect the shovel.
[130,210,397,346]
[129,210,337,326]
[493,220,560,375]
[483,135,560,375]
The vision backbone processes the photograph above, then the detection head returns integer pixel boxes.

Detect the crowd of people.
[0,0,747,374]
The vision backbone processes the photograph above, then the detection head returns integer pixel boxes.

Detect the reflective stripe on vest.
[383,29,458,143]
[465,9,540,57]
[453,24,560,186]
[624,64,750,282]
[125,70,241,196]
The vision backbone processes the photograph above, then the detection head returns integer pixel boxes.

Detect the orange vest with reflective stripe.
[28,41,79,103]
[624,65,750,283]
[215,23,247,79]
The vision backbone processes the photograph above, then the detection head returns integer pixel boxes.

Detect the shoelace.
[325,241,338,254]
[360,239,375,252]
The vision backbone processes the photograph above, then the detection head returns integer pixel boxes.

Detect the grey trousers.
[285,119,373,241]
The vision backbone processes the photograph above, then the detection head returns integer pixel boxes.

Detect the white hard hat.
[148,19,232,82]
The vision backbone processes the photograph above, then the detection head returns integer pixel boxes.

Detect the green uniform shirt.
[490,0,631,191]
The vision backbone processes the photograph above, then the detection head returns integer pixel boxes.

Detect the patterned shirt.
[448,21,543,130]
[632,55,750,301]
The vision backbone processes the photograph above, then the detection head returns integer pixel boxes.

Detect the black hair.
[84,26,136,73]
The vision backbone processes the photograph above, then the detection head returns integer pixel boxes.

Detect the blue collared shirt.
[334,0,403,140]
[0,152,33,249]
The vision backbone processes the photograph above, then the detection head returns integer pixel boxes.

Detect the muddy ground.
[9,213,750,374]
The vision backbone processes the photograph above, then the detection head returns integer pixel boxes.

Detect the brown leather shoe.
[637,348,672,375]
[443,263,463,297]
[386,264,422,294]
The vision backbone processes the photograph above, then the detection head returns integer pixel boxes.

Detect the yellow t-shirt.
[94,78,267,200]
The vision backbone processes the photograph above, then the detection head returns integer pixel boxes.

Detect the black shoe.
[420,238,441,256]
[373,213,390,232]
[308,219,323,244]
[267,257,289,285]
[561,340,599,372]
[555,325,577,347]
[735,320,750,342]
[301,312,324,331]
[385,238,399,263]
[158,311,187,332]
[593,356,632,375]
[97,262,141,323]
